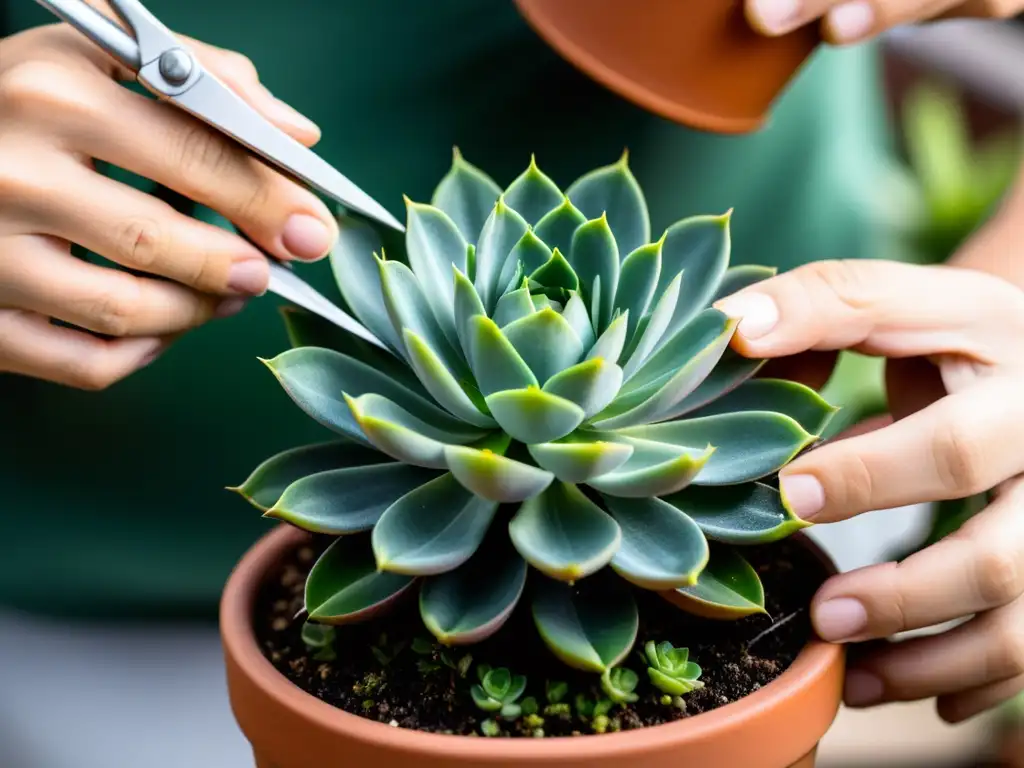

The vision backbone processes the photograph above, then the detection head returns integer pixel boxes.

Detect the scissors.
[33,0,397,350]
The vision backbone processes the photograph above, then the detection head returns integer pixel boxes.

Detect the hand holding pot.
[716,259,1024,722]
[747,0,1024,45]
[0,19,336,390]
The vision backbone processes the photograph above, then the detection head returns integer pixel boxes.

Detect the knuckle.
[219,50,259,81]
[173,121,235,180]
[77,281,141,338]
[113,217,166,271]
[933,412,989,495]
[974,546,1023,606]
[234,177,273,222]
[800,259,874,314]
[0,60,79,118]
[992,615,1024,678]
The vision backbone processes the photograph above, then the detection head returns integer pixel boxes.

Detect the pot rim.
[221,523,843,760]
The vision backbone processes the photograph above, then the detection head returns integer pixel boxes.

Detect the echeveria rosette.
[232,150,838,673]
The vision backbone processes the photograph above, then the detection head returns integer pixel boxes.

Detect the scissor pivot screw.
[158,49,193,86]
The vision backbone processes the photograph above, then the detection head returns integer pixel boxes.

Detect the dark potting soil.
[254,533,830,738]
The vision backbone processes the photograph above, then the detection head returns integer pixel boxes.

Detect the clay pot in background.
[512,0,820,134]
[221,525,846,768]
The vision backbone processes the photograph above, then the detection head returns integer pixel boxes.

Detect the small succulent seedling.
[644,640,704,695]
[480,719,501,737]
[234,150,837,679]
[300,621,337,662]
[601,666,639,706]
[471,665,528,718]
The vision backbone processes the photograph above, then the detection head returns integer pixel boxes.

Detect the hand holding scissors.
[0,0,395,389]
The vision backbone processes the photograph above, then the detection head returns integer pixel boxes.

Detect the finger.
[0,235,245,336]
[22,156,270,296]
[745,0,963,44]
[713,260,1024,366]
[937,672,1024,723]
[841,600,1024,707]
[809,482,1024,642]
[2,23,319,144]
[778,377,1024,522]
[0,47,335,262]
[0,309,166,390]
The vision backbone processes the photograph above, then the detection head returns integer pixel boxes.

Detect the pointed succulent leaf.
[712,264,777,303]
[527,436,633,483]
[566,151,651,257]
[621,273,682,378]
[492,284,536,328]
[662,545,766,619]
[504,155,564,224]
[508,230,554,281]
[585,438,713,497]
[404,329,495,428]
[502,308,584,383]
[379,258,465,375]
[444,443,554,502]
[306,534,415,624]
[431,148,502,243]
[602,496,709,589]
[453,265,487,364]
[471,685,502,712]
[617,412,815,485]
[474,198,530,310]
[328,214,404,354]
[560,292,595,349]
[585,310,629,364]
[266,463,442,534]
[660,349,766,420]
[529,247,579,294]
[404,199,469,338]
[662,481,808,545]
[531,294,562,312]
[484,387,585,444]
[593,310,737,429]
[372,473,499,575]
[509,481,621,582]
[279,308,424,394]
[542,357,622,418]
[230,441,385,511]
[261,347,457,443]
[467,316,538,396]
[345,393,486,469]
[655,213,731,347]
[614,236,664,339]
[531,570,638,672]
[689,378,838,436]
[500,258,526,299]
[533,196,587,256]
[570,215,619,331]
[419,531,528,645]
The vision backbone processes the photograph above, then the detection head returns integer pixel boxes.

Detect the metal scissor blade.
[267,263,389,349]
[167,73,404,232]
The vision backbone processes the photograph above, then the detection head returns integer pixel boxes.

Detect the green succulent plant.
[601,666,640,706]
[644,640,703,695]
[232,150,838,674]
[472,665,527,718]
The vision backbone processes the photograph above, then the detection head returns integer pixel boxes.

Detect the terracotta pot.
[221,524,846,768]
[512,0,820,134]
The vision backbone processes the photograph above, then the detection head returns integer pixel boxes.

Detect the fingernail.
[228,258,269,296]
[215,297,247,318]
[844,669,884,707]
[282,214,335,260]
[748,0,802,34]
[827,1,876,43]
[815,598,868,642]
[780,473,825,520]
[716,292,779,339]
